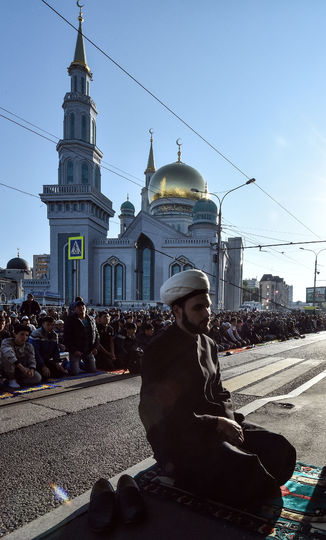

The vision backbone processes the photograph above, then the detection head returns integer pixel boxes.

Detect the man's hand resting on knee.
[217,417,244,445]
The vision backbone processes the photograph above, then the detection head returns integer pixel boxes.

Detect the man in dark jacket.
[30,316,68,380]
[139,270,296,509]
[63,301,99,375]
[20,294,41,318]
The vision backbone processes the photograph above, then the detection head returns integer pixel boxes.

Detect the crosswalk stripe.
[222,356,285,380]
[223,357,305,392]
[238,359,321,396]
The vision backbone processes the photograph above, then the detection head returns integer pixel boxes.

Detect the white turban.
[160,269,210,306]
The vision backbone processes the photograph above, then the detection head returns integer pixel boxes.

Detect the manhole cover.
[276,402,294,409]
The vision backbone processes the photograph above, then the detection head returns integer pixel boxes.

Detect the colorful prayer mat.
[135,462,326,538]
[0,383,59,400]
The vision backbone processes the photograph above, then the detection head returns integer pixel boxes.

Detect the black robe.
[139,323,296,506]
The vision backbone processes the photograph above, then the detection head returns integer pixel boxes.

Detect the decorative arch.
[136,234,155,300]
[169,256,194,277]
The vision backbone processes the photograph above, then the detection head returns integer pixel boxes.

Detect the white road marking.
[236,370,326,416]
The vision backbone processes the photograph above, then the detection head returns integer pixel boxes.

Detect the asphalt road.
[1,332,326,537]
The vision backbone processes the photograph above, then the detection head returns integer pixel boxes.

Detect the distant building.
[0,277,18,304]
[246,278,259,289]
[0,255,32,300]
[260,274,291,311]
[33,254,50,279]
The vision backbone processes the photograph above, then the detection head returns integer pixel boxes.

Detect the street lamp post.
[300,247,326,307]
[192,178,255,310]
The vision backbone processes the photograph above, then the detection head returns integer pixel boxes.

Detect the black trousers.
[156,421,296,508]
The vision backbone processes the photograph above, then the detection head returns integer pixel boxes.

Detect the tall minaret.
[58,2,101,188]
[41,3,114,304]
[141,129,156,212]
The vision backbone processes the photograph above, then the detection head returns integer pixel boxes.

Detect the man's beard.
[182,310,209,335]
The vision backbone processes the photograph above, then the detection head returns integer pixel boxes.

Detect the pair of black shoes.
[88,474,146,533]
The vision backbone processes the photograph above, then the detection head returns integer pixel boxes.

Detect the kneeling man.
[139,269,296,508]
[1,324,42,389]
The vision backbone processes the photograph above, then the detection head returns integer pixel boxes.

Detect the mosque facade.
[40,6,243,310]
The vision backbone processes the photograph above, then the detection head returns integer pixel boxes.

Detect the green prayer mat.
[135,462,326,538]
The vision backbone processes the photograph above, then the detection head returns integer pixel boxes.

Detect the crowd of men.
[0,292,325,391]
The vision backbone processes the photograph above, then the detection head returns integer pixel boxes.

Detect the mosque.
[39,5,243,309]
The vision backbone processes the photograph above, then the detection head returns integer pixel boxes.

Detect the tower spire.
[68,2,91,76]
[144,129,156,174]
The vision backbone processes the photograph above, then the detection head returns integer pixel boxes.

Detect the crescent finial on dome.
[176,138,182,163]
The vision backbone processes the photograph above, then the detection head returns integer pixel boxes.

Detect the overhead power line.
[253,183,321,240]
[226,239,326,250]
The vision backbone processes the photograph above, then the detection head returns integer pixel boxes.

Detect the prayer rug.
[219,345,255,357]
[135,462,326,538]
[0,383,59,400]
[49,369,129,383]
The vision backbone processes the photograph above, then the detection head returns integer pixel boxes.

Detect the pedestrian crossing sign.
[68,236,84,260]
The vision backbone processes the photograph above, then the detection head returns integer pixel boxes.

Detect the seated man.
[96,311,116,371]
[0,316,11,345]
[63,301,99,375]
[118,322,143,374]
[136,323,154,351]
[139,270,296,509]
[1,324,42,389]
[30,316,68,380]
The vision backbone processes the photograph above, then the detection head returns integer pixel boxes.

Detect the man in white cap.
[139,269,296,508]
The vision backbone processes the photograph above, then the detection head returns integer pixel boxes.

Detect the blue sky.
[1,0,326,301]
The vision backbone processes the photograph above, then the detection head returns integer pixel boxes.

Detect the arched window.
[67,160,73,184]
[81,115,87,142]
[94,165,100,189]
[81,77,85,94]
[81,163,89,184]
[184,264,193,271]
[58,162,62,184]
[73,75,77,93]
[136,234,154,300]
[114,264,124,300]
[64,115,68,138]
[91,120,96,145]
[70,113,75,139]
[171,263,181,276]
[103,264,112,305]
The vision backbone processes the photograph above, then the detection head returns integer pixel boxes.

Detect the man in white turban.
[139,269,296,508]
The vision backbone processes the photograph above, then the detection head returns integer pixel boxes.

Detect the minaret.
[141,129,156,212]
[58,3,101,188]
[41,3,114,304]
[119,194,135,236]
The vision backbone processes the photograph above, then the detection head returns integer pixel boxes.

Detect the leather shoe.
[88,478,116,533]
[116,474,146,524]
